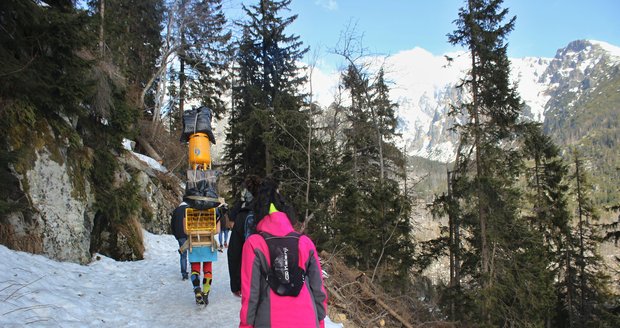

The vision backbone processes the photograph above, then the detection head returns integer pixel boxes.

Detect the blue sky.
[227,0,619,69]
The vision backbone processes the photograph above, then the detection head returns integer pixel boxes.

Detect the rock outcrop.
[1,119,182,264]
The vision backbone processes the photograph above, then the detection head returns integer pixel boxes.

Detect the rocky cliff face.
[24,149,96,263]
[118,150,182,235]
[398,39,620,208]
[542,40,620,136]
[1,119,182,264]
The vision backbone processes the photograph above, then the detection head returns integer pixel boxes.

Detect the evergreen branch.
[0,23,15,40]
[0,57,37,77]
[269,113,307,152]
[371,205,404,283]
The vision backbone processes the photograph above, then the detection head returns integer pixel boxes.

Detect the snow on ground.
[0,230,343,328]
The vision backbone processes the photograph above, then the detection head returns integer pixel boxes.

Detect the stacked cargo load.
[181,107,221,258]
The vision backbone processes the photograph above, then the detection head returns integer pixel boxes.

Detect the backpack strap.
[259,231,301,240]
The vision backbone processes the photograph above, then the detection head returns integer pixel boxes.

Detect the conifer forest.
[1,0,619,326]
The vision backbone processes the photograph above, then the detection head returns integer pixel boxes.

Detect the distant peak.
[559,40,620,58]
[588,40,620,58]
[560,39,591,54]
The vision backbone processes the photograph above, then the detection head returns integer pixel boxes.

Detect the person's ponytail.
[252,178,297,225]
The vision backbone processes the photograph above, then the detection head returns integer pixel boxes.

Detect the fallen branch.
[368,292,414,328]
[136,136,163,162]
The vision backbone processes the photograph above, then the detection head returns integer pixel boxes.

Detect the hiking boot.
[203,291,210,305]
[182,273,189,280]
[194,288,205,305]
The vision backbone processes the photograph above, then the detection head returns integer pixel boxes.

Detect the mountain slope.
[308,39,620,202]
[541,40,620,204]
[543,41,620,203]
[331,40,620,203]
[385,40,619,164]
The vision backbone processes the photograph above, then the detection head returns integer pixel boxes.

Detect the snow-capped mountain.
[396,40,620,163]
[311,40,620,164]
[541,40,620,134]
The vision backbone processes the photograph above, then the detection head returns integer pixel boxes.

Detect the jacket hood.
[256,211,294,236]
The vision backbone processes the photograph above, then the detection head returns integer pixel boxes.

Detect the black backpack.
[259,231,306,296]
[243,211,255,239]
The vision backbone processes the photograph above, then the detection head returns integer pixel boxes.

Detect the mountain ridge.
[392,39,619,163]
[308,39,619,164]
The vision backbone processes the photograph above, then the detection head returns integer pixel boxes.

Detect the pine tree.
[84,0,166,144]
[601,188,619,263]
[424,153,465,320]
[323,29,414,290]
[1,0,92,118]
[442,0,554,324]
[174,0,232,120]
[600,194,620,315]
[522,125,571,325]
[559,151,619,327]
[304,95,352,250]
[224,0,309,201]
[371,68,398,141]
[88,0,164,110]
[368,68,414,287]
[0,1,145,244]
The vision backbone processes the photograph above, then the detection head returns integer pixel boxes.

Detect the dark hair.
[251,177,297,226]
[243,175,261,198]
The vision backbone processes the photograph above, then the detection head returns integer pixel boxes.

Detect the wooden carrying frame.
[184,207,217,249]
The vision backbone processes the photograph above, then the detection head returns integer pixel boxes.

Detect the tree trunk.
[152,65,168,126]
[136,136,163,162]
[99,0,105,57]
[566,245,574,328]
[575,154,586,327]
[468,0,489,319]
[448,169,456,320]
[178,0,187,125]
[145,1,178,116]
[305,56,317,222]
[535,154,543,230]
[265,142,272,175]
[179,57,186,124]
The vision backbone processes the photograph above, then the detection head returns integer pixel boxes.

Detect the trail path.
[0,231,342,327]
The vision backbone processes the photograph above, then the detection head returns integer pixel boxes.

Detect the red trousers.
[190,262,212,278]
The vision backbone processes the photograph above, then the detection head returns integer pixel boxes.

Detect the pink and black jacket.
[239,211,328,328]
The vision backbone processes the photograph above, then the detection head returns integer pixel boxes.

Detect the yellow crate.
[184,208,216,234]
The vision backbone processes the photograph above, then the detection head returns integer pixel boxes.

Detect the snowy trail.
[0,231,342,327]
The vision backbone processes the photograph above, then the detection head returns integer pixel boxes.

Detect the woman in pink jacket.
[239,179,328,328]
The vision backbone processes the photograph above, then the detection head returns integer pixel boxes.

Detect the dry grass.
[0,223,43,255]
[321,251,453,328]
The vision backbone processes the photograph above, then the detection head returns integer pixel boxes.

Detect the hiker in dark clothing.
[217,204,230,251]
[227,175,261,296]
[171,201,189,280]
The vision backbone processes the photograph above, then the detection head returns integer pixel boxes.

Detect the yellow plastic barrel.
[188,132,211,166]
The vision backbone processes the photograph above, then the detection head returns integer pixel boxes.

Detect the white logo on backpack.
[283,247,289,281]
